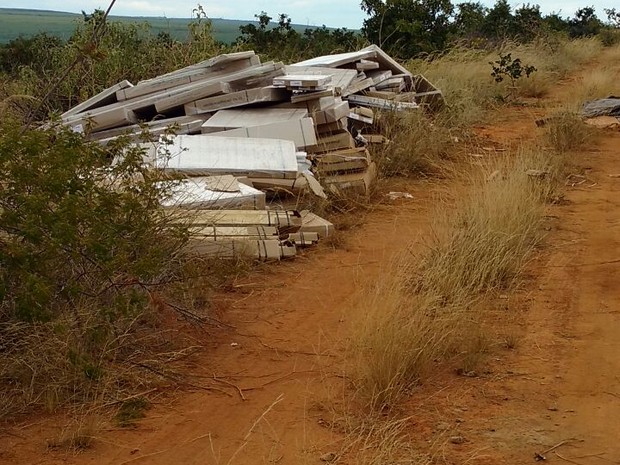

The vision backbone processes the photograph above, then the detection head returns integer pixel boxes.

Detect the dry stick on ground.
[117,432,213,465]
[164,300,233,328]
[554,451,588,465]
[212,374,247,401]
[535,439,578,461]
[546,259,620,268]
[100,388,160,408]
[226,394,285,465]
[130,362,232,397]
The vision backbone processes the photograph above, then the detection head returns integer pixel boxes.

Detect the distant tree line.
[360,0,618,57]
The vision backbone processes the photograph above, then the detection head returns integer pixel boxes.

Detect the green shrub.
[0,121,190,417]
[0,122,186,322]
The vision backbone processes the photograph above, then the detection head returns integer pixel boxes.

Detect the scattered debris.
[582,97,620,129]
[534,439,577,461]
[58,46,442,260]
[387,191,414,200]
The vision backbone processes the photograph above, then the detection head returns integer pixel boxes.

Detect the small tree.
[569,6,603,37]
[361,0,455,58]
[490,53,537,99]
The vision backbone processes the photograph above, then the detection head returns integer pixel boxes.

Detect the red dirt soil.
[1,51,619,465]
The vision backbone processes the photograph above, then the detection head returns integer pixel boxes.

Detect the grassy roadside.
[336,37,613,465]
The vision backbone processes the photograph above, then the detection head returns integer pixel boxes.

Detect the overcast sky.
[4,1,617,29]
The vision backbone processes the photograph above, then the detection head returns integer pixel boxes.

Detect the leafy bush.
[0,121,191,416]
[0,123,185,322]
[490,53,537,87]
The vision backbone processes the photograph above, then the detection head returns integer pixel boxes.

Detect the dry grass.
[543,110,592,153]
[352,270,465,409]
[371,111,458,177]
[572,65,620,106]
[46,414,101,451]
[406,38,603,128]
[408,47,504,127]
[353,145,560,409]
[337,415,427,465]
[0,253,249,422]
[417,150,547,299]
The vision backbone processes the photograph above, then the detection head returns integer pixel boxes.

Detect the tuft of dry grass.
[417,150,548,299]
[47,414,101,451]
[352,269,465,410]
[337,415,427,465]
[517,72,552,99]
[371,110,458,177]
[572,65,620,106]
[543,111,592,153]
[408,47,504,127]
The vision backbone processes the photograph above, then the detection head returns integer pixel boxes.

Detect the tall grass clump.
[408,47,506,127]
[417,151,548,298]
[573,65,620,105]
[371,110,457,177]
[544,110,592,152]
[353,146,558,409]
[352,270,464,409]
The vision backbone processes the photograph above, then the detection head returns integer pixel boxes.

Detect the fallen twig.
[213,374,247,401]
[554,451,587,465]
[535,439,576,461]
[101,388,159,408]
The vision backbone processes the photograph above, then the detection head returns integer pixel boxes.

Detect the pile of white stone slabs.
[55,46,446,258]
[169,209,330,260]
[60,51,290,136]
[201,108,317,150]
[292,44,443,110]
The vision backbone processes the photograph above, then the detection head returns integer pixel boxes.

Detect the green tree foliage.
[0,120,193,416]
[0,8,224,116]
[0,33,63,75]
[513,4,544,41]
[361,0,455,57]
[454,2,487,40]
[569,6,603,37]
[358,0,580,57]
[481,0,514,40]
[606,8,620,27]
[236,11,362,62]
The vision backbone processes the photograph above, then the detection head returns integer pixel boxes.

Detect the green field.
[0,8,317,44]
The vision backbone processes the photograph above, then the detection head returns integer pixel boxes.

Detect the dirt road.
[1,51,619,465]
